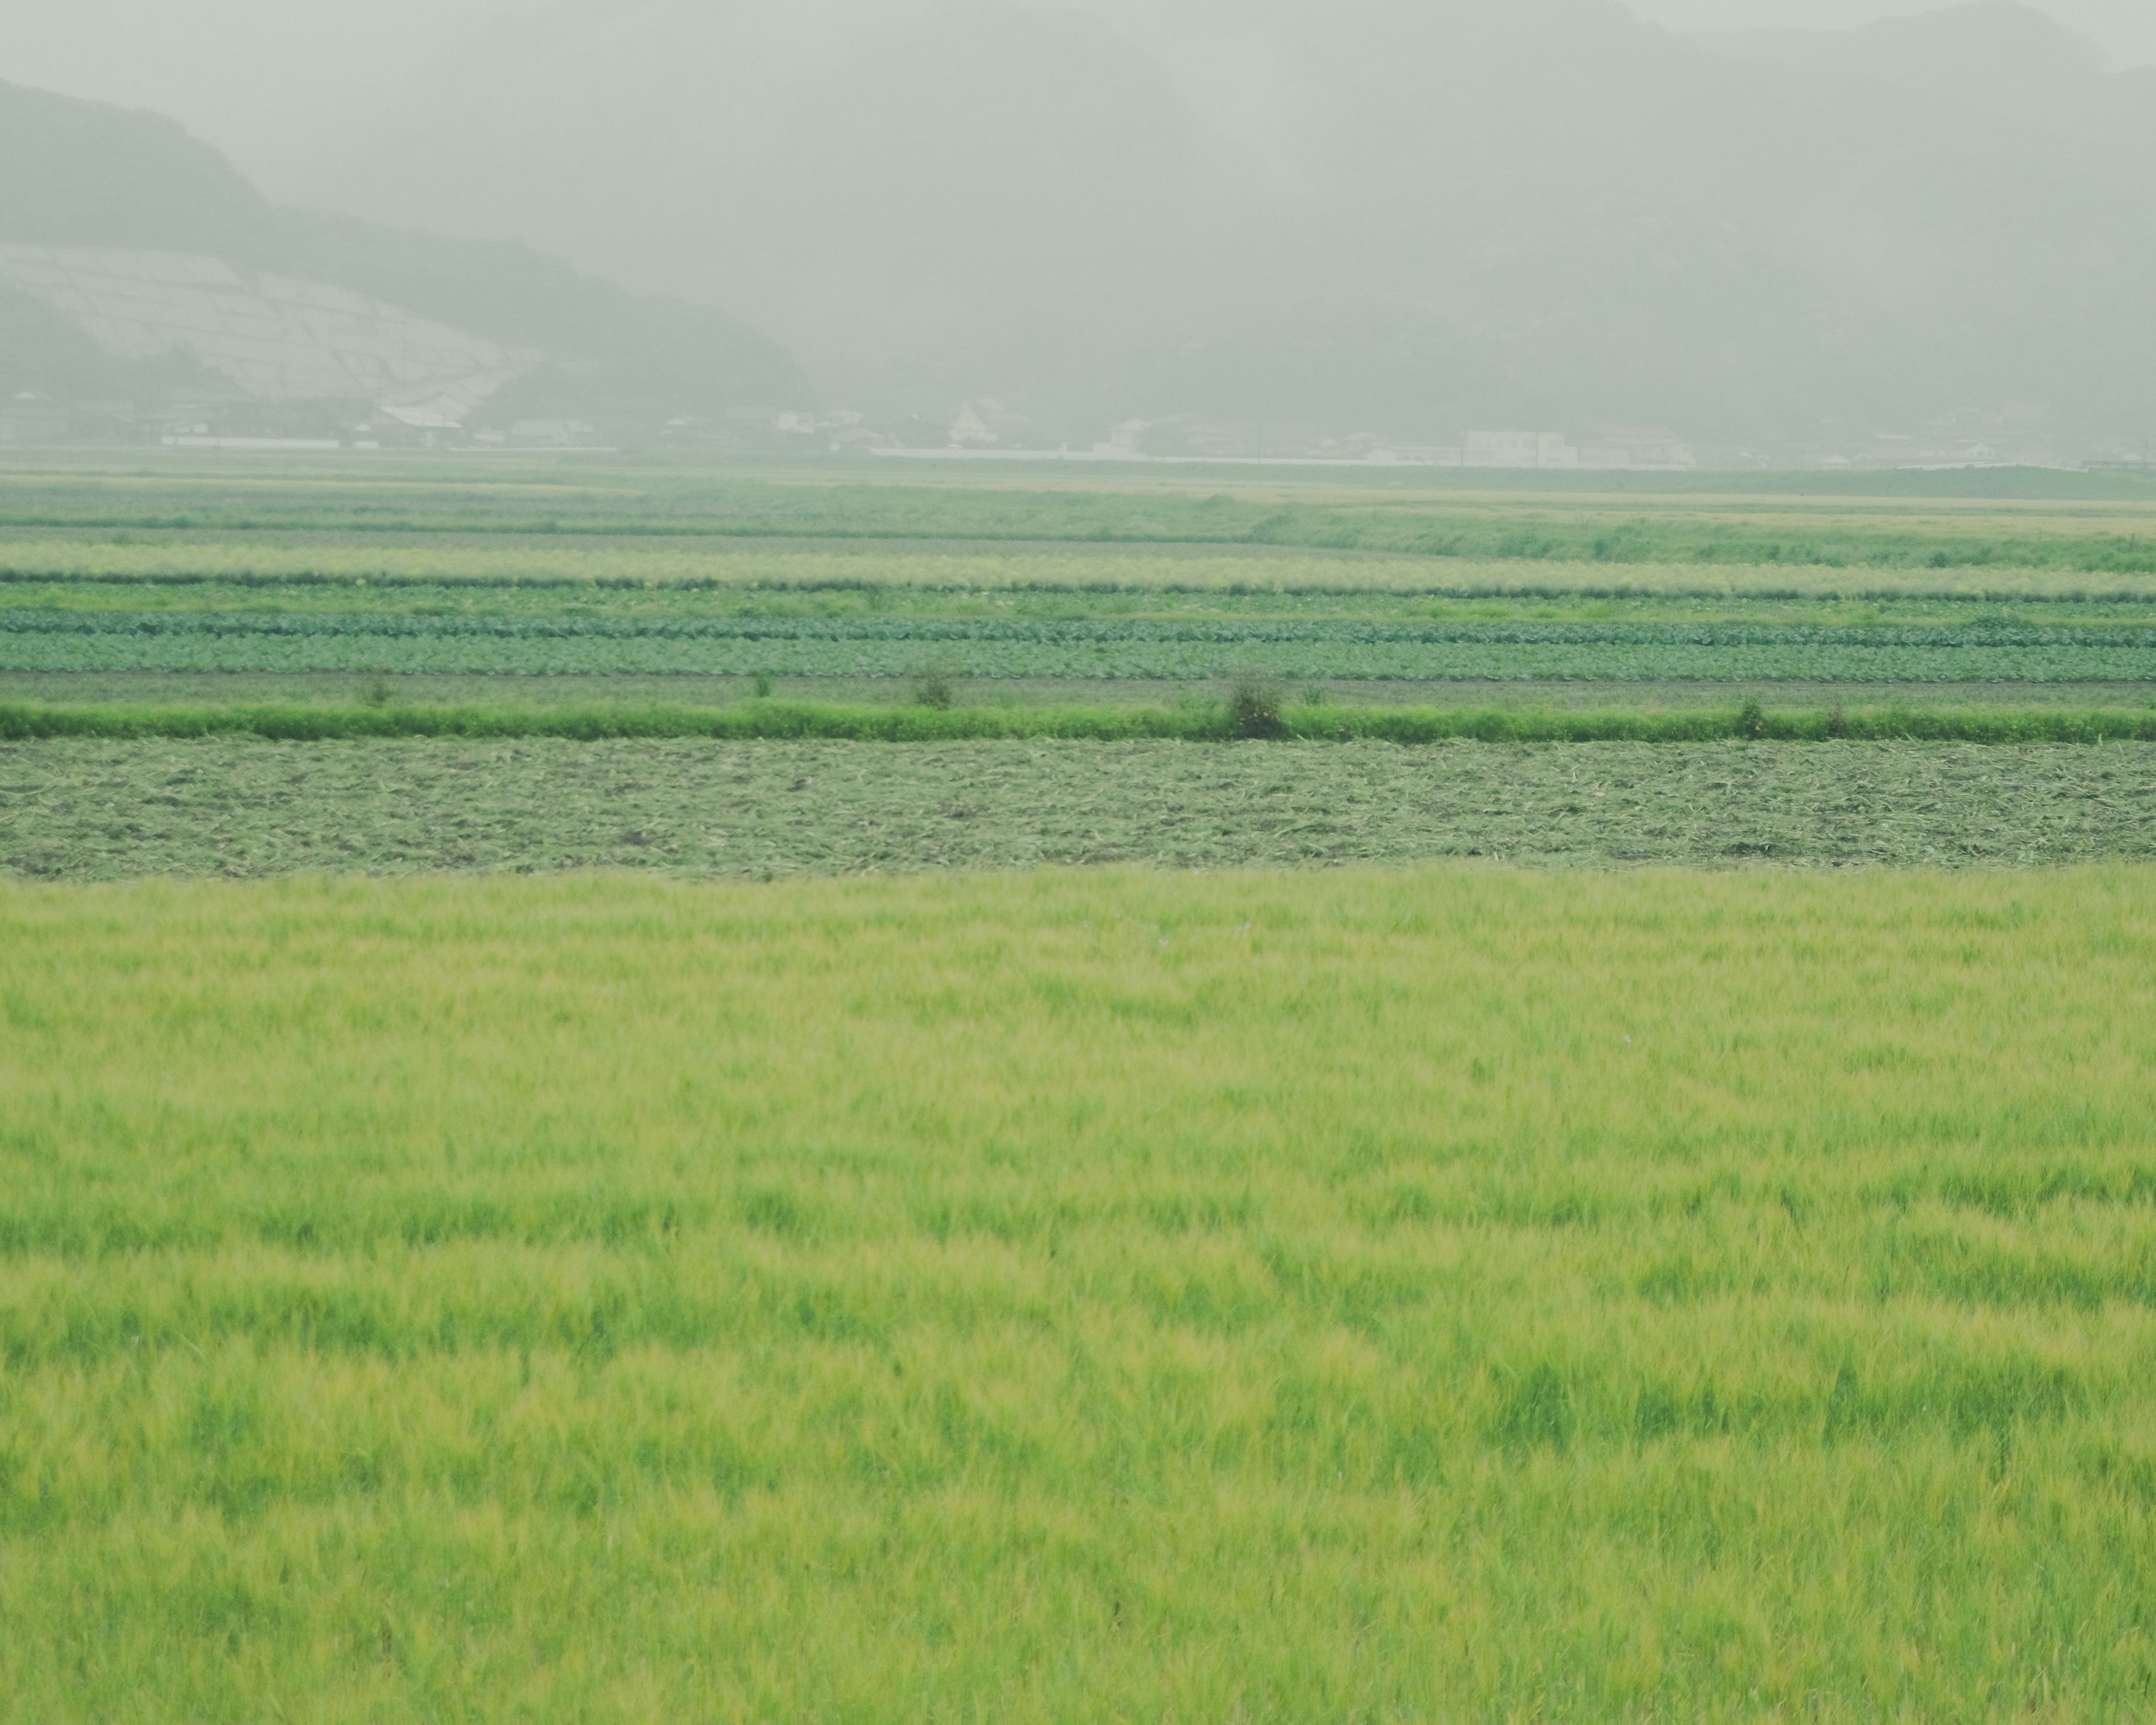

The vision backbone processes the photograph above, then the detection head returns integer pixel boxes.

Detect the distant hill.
[0,81,288,263]
[0,79,810,432]
[291,0,2156,457]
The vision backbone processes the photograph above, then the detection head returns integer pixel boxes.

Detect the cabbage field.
[8,603,2156,681]
[4,458,2155,702]
[4,457,2155,699]
[3,451,2156,764]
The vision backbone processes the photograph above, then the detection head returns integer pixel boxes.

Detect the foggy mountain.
[0,79,807,436]
[282,0,2156,454]
[6,1,2153,457]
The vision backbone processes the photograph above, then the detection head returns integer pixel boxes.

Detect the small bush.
[752,673,774,700]
[1738,700,1767,741]
[1227,673,1287,740]
[910,660,961,710]
[1826,706,1849,738]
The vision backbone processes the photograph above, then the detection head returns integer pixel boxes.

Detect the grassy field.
[2,455,2154,569]
[3,868,2155,1721]
[6,738,2153,878]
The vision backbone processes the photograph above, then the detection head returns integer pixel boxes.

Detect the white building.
[1465,430,1579,469]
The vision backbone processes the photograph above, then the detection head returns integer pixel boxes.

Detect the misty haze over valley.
[4,0,2154,468]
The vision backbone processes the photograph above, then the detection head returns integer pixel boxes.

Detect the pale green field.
[4,868,2155,1721]
[6,535,2156,599]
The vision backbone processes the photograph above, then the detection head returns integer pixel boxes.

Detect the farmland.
[1,454,2154,570]
[12,600,2156,683]
[5,866,2156,1721]
[6,461,2156,729]
[7,455,2156,1719]
[6,737,2154,878]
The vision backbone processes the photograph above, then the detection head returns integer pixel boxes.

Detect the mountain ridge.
[0,79,811,433]
[288,0,2156,455]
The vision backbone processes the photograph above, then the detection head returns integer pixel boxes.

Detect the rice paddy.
[6,867,2156,1721]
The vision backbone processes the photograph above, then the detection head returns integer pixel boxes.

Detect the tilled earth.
[3,738,2153,879]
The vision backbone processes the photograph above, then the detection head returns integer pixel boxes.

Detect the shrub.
[910,660,961,710]
[1227,673,1287,740]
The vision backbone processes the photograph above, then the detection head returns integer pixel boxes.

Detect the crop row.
[8,631,2156,682]
[11,698,2156,745]
[5,470,2156,571]
[8,610,2156,648]
[9,540,2156,603]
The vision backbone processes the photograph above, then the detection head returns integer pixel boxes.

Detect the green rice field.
[8,455,2156,1720]
[4,867,2155,1721]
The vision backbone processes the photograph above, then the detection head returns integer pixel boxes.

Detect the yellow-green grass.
[4,868,2155,1721]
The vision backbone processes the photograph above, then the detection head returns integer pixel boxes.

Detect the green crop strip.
[8,609,2156,681]
[3,467,2156,569]
[8,699,2156,745]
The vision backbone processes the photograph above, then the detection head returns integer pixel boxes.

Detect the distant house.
[1581,426,1696,469]
[829,426,894,454]
[1458,427,1697,472]
[509,419,599,449]
[1465,431,1579,469]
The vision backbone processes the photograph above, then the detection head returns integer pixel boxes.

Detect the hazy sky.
[7,0,2154,198]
